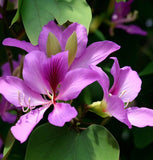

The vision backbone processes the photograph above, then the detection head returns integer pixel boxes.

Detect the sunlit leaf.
[25,123,119,160]
[21,0,91,45]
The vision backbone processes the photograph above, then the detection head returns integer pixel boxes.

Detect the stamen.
[125,99,130,109]
[22,106,30,112]
[119,90,126,98]
[47,90,52,100]
[18,91,35,112]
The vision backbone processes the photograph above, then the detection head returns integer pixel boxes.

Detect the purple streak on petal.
[110,57,142,102]
[127,107,153,127]
[57,68,100,101]
[112,0,133,21]
[70,41,120,69]
[38,21,62,52]
[23,51,51,94]
[2,38,39,52]
[116,24,147,36]
[0,14,2,19]
[106,95,131,128]
[0,76,46,107]
[43,51,68,93]
[90,65,109,98]
[48,103,77,127]
[61,23,87,58]
[11,106,48,143]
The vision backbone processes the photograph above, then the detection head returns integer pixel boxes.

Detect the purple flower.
[0,50,100,143]
[3,21,120,69]
[89,57,153,128]
[110,0,147,36]
[0,57,21,123]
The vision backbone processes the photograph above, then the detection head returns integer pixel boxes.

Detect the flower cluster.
[110,0,147,36]
[1,21,120,143]
[0,20,152,144]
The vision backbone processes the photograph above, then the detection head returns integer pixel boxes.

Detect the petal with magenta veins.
[11,106,49,143]
[43,51,68,92]
[2,38,39,52]
[48,103,77,127]
[127,107,153,127]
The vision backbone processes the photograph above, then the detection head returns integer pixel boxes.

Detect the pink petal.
[43,51,68,92]
[61,23,88,58]
[23,51,51,94]
[2,38,39,52]
[127,107,153,127]
[1,112,17,123]
[11,106,48,143]
[70,41,120,69]
[48,103,77,127]
[0,76,46,107]
[116,24,147,36]
[57,68,100,101]
[38,21,62,53]
[106,95,131,128]
[113,0,133,20]
[90,65,109,98]
[1,58,20,76]
[110,57,142,102]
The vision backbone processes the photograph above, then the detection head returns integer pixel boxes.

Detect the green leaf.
[94,30,105,41]
[11,0,23,26]
[25,123,119,160]
[2,130,15,160]
[139,60,153,76]
[21,0,92,45]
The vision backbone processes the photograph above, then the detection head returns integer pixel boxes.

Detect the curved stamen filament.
[22,106,30,112]
[18,91,36,112]
[47,90,52,100]
[125,99,130,109]
[119,90,126,98]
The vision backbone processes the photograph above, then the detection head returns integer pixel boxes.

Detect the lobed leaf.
[25,123,119,160]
